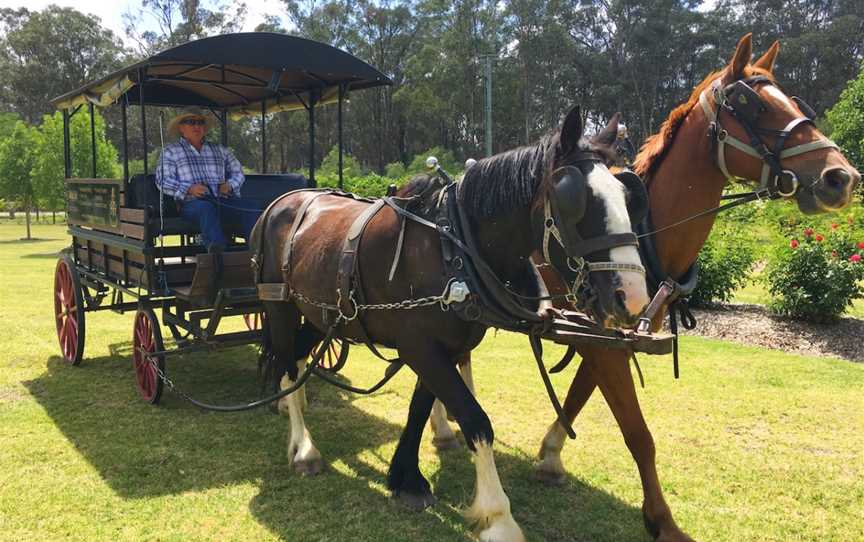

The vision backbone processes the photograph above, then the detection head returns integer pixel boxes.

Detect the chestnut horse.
[533,34,860,541]
[252,106,650,540]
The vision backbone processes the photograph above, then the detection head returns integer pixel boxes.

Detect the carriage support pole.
[121,100,129,195]
[308,90,318,187]
[62,109,71,179]
[89,102,97,177]
[261,100,267,173]
[221,109,228,147]
[338,84,344,189]
[139,68,148,175]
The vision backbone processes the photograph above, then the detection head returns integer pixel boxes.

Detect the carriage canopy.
[50,32,392,116]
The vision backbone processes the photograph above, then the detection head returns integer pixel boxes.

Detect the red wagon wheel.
[133,307,165,404]
[312,338,349,373]
[54,257,85,365]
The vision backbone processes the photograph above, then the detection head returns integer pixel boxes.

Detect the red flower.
[832,222,839,230]
[815,234,824,242]
[832,250,839,258]
[857,242,864,250]
[804,228,814,237]
[790,239,799,249]
[850,254,862,263]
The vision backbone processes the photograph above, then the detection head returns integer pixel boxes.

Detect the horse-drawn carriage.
[51,33,391,403]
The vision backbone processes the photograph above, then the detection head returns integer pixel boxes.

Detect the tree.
[31,110,121,223]
[0,6,125,124]
[0,121,37,238]
[827,66,864,173]
[123,0,248,55]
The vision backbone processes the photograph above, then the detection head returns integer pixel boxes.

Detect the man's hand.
[187,184,207,198]
[218,182,232,197]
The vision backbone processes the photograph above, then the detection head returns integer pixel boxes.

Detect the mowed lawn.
[1,223,862,542]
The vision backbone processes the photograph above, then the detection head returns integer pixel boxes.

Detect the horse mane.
[632,66,775,182]
[458,130,617,218]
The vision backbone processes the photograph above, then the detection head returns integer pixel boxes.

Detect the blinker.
[791,96,817,120]
[725,81,765,123]
[614,170,648,225]
[549,166,588,256]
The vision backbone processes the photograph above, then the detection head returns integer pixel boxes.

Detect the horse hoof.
[533,467,565,486]
[432,436,461,451]
[394,490,436,511]
[293,457,324,476]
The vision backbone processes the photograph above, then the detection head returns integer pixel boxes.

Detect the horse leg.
[429,352,473,450]
[535,358,596,484]
[264,302,324,476]
[387,378,437,510]
[400,346,524,542]
[588,351,692,542]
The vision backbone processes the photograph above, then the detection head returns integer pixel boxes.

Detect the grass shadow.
[0,237,58,244]
[26,347,644,541]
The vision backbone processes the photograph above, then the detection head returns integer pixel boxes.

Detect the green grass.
[2,224,863,541]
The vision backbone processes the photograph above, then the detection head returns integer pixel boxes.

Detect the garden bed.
[682,303,864,363]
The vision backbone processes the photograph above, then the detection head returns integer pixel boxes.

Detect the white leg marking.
[279,360,323,475]
[460,362,476,396]
[430,399,459,448]
[465,441,525,542]
[536,421,568,478]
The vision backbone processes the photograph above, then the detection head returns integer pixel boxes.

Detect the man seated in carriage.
[155,107,260,253]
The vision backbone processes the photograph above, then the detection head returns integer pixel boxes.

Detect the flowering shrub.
[766,221,864,322]
[689,222,757,307]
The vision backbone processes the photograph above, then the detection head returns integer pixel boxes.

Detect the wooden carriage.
[51,33,391,403]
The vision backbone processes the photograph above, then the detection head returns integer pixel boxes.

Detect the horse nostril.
[822,168,852,192]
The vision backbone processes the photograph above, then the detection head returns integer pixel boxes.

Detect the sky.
[0,0,286,46]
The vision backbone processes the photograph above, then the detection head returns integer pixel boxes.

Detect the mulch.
[677,303,864,363]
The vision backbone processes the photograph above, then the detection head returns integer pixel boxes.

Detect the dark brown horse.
[534,34,860,541]
[252,106,650,540]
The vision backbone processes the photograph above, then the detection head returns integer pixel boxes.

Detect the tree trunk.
[53,210,56,224]
[25,207,31,240]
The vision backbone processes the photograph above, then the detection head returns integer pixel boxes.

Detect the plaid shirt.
[155,138,245,201]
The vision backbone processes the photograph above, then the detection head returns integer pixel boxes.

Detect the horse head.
[702,34,859,213]
[537,107,650,328]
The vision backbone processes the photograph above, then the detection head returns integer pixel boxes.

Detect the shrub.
[765,223,864,323]
[689,222,757,307]
[406,146,459,176]
[318,173,393,198]
[385,161,407,179]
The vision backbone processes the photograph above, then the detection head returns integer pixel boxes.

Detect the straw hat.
[168,107,215,138]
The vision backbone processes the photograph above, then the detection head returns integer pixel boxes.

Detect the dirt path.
[680,303,864,363]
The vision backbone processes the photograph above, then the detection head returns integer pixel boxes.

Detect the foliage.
[385,161,406,179]
[0,6,124,124]
[30,110,120,213]
[122,0,247,55]
[405,146,459,176]
[318,173,394,198]
[0,121,37,237]
[316,145,366,185]
[765,222,864,323]
[689,222,757,307]
[826,64,864,172]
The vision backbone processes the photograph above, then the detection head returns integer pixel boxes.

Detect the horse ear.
[753,40,779,72]
[594,112,621,147]
[723,33,753,83]
[560,105,584,156]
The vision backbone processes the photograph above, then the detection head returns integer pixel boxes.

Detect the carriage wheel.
[312,338,349,373]
[133,307,165,404]
[54,257,86,365]
[243,312,262,331]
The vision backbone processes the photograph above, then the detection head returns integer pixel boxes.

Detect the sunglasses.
[180,118,207,126]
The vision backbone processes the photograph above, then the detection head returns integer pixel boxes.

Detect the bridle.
[700,75,838,197]
[538,153,646,309]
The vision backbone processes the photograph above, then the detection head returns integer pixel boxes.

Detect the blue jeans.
[180,196,261,248]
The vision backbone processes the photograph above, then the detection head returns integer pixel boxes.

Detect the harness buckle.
[336,288,359,322]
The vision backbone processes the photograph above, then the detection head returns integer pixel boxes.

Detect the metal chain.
[290,287,446,313]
